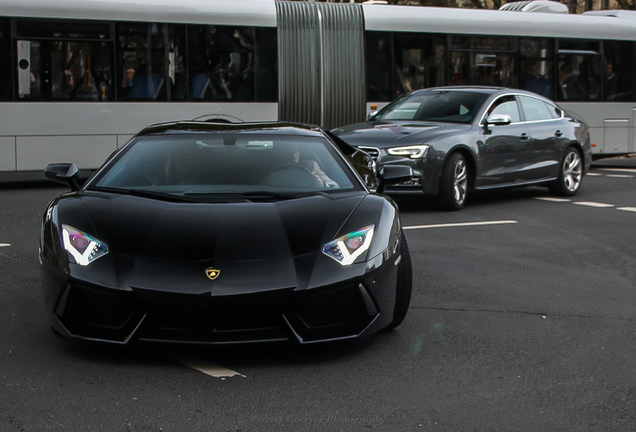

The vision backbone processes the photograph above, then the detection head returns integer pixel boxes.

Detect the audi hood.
[332,121,472,148]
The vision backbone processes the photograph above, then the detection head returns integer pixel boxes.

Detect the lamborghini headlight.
[387,145,429,159]
[61,224,109,266]
[322,225,375,266]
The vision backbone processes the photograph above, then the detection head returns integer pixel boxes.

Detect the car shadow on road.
[389,186,556,214]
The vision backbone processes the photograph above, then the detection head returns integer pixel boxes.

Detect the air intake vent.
[358,146,380,161]
[499,0,568,13]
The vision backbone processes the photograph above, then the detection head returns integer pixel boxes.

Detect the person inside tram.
[605,62,618,100]
[577,60,599,100]
[522,60,552,98]
[55,70,75,99]
[558,63,586,100]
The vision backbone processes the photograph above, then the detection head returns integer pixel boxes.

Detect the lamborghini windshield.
[373,90,489,124]
[88,133,364,199]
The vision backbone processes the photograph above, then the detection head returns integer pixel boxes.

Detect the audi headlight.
[322,225,375,265]
[387,145,429,159]
[61,224,109,266]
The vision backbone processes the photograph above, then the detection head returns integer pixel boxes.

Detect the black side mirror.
[376,165,413,194]
[44,163,80,191]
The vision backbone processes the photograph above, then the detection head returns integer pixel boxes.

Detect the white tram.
[0,0,634,173]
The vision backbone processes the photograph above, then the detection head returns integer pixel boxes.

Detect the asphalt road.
[1,165,635,431]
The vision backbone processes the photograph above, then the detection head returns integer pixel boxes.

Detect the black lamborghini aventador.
[40,121,413,345]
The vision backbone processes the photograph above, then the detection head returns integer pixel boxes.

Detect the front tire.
[438,152,468,210]
[549,147,582,196]
[387,231,413,329]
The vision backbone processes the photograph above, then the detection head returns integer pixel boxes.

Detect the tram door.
[276,1,366,130]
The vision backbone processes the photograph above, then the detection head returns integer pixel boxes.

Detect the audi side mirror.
[484,114,512,126]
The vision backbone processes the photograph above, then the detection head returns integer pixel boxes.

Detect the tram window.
[392,33,447,97]
[365,31,393,102]
[451,51,516,88]
[13,19,114,102]
[118,23,186,101]
[187,25,255,102]
[559,39,600,54]
[50,42,112,101]
[603,41,635,102]
[16,39,113,101]
[452,36,515,51]
[16,20,110,40]
[556,40,601,102]
[254,27,277,103]
[519,38,554,99]
[450,35,516,88]
[0,18,11,101]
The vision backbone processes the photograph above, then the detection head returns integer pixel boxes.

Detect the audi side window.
[489,98,520,123]
[486,96,520,123]
[519,96,554,121]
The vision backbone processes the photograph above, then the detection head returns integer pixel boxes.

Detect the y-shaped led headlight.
[61,224,109,266]
[387,145,429,159]
[322,225,375,266]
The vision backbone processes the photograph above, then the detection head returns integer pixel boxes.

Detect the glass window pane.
[50,41,113,101]
[94,135,362,193]
[0,19,13,101]
[365,31,393,101]
[603,40,635,102]
[392,33,447,96]
[452,36,515,51]
[376,90,488,124]
[254,27,277,102]
[118,23,186,101]
[488,96,520,123]
[557,51,601,101]
[451,52,516,87]
[519,95,555,121]
[519,38,553,99]
[558,39,600,54]
[187,25,255,102]
[17,20,110,40]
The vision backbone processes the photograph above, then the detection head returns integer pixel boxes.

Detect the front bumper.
[359,146,441,196]
[40,252,399,345]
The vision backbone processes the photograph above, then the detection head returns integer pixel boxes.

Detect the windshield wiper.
[241,191,317,200]
[85,186,196,202]
[183,190,319,201]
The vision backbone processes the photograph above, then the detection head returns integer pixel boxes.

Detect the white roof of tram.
[1,0,635,42]
[362,4,636,41]
[0,0,278,27]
